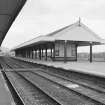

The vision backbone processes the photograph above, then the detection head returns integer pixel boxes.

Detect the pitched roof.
[13,35,54,50]
[47,21,103,42]
[12,20,105,50]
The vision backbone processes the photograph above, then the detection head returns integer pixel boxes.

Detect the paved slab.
[0,70,15,105]
[13,57,105,77]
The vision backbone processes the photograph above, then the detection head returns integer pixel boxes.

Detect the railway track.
[0,57,60,105]
[0,56,105,105]
[5,71,60,105]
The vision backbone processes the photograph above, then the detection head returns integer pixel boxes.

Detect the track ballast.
[0,56,105,105]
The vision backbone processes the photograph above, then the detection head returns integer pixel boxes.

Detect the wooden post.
[76,44,78,61]
[42,49,43,58]
[27,50,28,58]
[26,50,27,58]
[51,48,52,58]
[39,49,41,60]
[45,48,47,61]
[32,49,33,59]
[15,50,17,57]
[38,50,39,59]
[90,42,92,63]
[33,49,34,59]
[35,49,37,59]
[53,43,55,61]
[64,40,67,63]
[28,51,29,58]
[22,50,24,57]
[29,50,31,58]
[30,49,31,58]
[27,51,28,58]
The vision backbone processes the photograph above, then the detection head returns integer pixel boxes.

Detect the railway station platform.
[0,71,14,105]
[13,56,105,77]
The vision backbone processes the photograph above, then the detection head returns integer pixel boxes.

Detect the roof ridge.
[46,21,78,37]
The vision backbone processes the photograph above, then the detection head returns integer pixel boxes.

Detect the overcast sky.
[1,0,105,52]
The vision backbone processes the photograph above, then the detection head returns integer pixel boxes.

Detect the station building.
[12,20,104,62]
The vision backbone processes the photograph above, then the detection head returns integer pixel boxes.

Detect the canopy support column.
[39,49,41,60]
[32,48,34,59]
[53,43,55,61]
[27,50,29,58]
[41,49,43,59]
[64,40,67,63]
[45,48,47,61]
[90,42,92,63]
[76,45,78,61]
[26,50,27,58]
[35,50,37,59]
[51,48,52,58]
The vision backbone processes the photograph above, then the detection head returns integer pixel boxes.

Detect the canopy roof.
[48,21,103,42]
[0,0,26,45]
[13,20,105,50]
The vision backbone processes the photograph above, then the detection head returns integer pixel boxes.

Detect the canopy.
[0,0,27,45]
[12,20,105,50]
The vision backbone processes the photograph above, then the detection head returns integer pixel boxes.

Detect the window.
[55,49,59,56]
[71,45,76,56]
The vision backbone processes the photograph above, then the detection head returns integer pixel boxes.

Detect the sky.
[1,0,105,52]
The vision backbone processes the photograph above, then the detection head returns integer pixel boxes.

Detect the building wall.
[67,43,76,57]
[54,41,76,61]
[55,41,64,57]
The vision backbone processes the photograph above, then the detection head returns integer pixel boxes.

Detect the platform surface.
[0,70,14,105]
[13,57,105,77]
